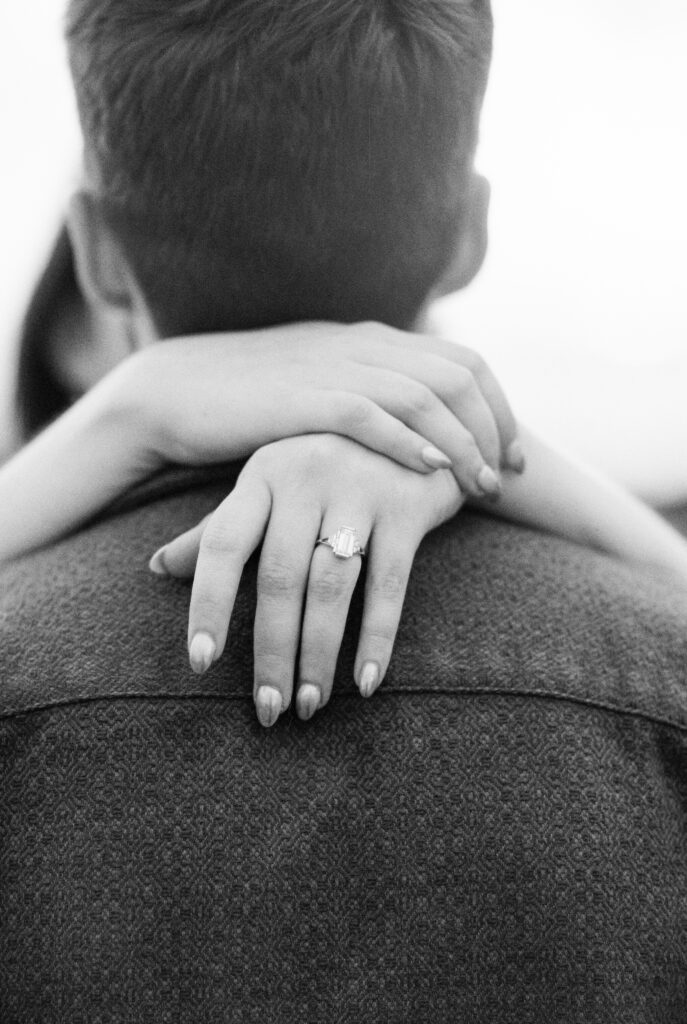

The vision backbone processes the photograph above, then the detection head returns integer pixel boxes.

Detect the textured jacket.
[1,464,686,1024]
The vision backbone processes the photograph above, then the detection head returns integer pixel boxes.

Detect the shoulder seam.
[0,686,686,734]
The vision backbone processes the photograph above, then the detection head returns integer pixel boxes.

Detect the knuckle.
[456,436,482,469]
[466,349,488,377]
[304,432,350,469]
[447,367,477,401]
[377,478,408,511]
[309,565,350,604]
[362,625,397,647]
[404,382,436,416]
[200,519,241,559]
[358,320,391,340]
[341,395,373,431]
[192,590,224,621]
[266,433,334,480]
[457,345,487,377]
[371,564,409,602]
[258,561,300,599]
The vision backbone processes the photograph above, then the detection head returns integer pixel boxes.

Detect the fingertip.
[476,464,502,500]
[189,631,217,675]
[505,439,526,474]
[358,661,380,699]
[149,546,169,576]
[421,445,453,471]
[255,685,283,728]
[296,683,322,721]
[153,534,198,578]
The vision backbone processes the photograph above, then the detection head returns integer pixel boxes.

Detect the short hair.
[66,0,492,337]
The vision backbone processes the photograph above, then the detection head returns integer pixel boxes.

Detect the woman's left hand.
[149,433,463,727]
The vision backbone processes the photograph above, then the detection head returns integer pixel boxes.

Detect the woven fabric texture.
[1,467,687,1023]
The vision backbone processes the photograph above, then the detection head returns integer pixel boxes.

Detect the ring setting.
[316,526,366,559]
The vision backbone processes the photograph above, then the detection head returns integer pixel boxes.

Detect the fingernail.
[149,546,169,575]
[505,439,526,474]
[421,445,453,470]
[189,632,216,675]
[477,465,502,499]
[359,661,380,698]
[296,684,321,721]
[255,686,282,728]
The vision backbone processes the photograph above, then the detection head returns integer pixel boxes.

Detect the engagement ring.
[315,526,366,559]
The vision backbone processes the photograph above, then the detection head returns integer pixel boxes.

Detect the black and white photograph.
[1,1,686,1020]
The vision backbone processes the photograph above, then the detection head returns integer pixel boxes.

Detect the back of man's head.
[66,0,492,337]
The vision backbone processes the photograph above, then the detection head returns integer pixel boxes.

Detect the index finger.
[186,477,272,672]
[376,328,523,471]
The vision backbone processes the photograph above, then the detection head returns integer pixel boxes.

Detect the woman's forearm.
[483,424,687,585]
[0,374,159,564]
[0,323,523,565]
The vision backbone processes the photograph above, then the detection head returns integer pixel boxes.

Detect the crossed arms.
[3,320,687,726]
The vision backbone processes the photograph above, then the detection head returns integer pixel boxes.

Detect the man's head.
[66,0,493,339]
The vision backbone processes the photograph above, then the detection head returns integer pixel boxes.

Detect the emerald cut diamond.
[315,526,365,560]
[330,527,357,558]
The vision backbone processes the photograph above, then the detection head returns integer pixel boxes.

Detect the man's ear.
[67,190,135,313]
[434,173,490,297]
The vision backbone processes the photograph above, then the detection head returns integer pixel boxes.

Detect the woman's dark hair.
[15,227,79,440]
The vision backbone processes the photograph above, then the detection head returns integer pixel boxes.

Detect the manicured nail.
[255,686,282,728]
[189,632,216,675]
[421,445,453,470]
[149,546,169,575]
[505,439,526,474]
[359,661,380,699]
[296,684,321,721]
[477,465,502,499]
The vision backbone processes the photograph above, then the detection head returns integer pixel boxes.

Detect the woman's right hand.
[150,433,464,726]
[113,320,524,500]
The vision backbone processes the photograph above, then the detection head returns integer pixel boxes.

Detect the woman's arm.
[152,433,464,725]
[0,372,158,562]
[0,322,520,564]
[152,427,687,728]
[479,424,687,586]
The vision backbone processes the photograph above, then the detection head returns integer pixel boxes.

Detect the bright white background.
[1,0,686,501]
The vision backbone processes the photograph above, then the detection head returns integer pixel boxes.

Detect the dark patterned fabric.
[1,467,687,1023]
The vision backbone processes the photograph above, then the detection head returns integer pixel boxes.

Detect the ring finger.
[297,517,371,720]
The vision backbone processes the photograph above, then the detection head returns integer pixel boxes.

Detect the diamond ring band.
[315,526,366,560]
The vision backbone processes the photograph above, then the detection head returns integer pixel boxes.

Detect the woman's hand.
[150,433,463,726]
[0,318,521,568]
[116,320,524,500]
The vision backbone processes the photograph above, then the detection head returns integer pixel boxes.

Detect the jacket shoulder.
[1,481,687,730]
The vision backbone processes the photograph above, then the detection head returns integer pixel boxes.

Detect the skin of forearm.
[2,373,686,588]
[478,424,687,586]
[0,373,160,565]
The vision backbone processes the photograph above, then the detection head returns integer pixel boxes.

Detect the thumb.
[148,514,212,578]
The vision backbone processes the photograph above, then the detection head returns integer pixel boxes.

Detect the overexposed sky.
[1,1,686,499]
[437,0,687,500]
